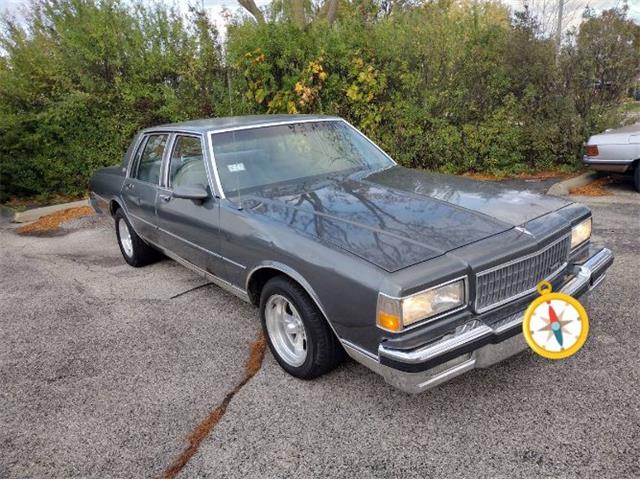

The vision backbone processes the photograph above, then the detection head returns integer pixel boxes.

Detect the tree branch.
[238,0,265,24]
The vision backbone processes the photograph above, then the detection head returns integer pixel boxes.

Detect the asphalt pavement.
[1,177,638,478]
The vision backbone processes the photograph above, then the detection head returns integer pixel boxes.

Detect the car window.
[134,134,167,184]
[168,136,207,189]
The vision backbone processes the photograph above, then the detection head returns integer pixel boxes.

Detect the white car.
[583,123,640,192]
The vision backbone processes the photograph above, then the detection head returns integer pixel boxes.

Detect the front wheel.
[114,209,160,267]
[260,276,345,379]
[634,165,640,193]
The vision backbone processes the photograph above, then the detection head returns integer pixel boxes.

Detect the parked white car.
[583,123,640,192]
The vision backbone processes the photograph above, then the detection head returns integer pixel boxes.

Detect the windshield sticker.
[227,163,246,172]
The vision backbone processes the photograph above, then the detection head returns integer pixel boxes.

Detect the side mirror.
[172,185,210,202]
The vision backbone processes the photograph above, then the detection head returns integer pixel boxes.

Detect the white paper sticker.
[227,162,246,172]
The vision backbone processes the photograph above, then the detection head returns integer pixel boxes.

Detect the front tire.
[260,276,345,380]
[114,209,159,267]
[634,165,640,193]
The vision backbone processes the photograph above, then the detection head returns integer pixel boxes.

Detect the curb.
[0,205,16,224]
[13,199,90,224]
[546,171,598,196]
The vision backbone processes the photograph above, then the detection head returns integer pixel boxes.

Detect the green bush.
[0,0,227,200]
[0,0,638,201]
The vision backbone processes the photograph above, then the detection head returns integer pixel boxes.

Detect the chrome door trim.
[157,224,246,269]
[205,132,226,199]
[127,211,156,228]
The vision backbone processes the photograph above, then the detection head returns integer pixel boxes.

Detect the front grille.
[475,235,571,312]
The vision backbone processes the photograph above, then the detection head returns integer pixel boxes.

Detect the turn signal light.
[585,145,599,157]
[378,312,402,332]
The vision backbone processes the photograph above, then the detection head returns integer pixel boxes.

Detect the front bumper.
[344,247,613,394]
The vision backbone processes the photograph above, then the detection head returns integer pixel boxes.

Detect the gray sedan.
[90,115,613,393]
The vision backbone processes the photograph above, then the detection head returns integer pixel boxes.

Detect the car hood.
[242,166,572,272]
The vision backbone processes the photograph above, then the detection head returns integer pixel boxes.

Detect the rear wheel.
[634,165,640,193]
[114,209,160,267]
[260,276,345,379]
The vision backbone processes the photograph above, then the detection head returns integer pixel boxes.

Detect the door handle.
[159,194,171,202]
[124,182,134,190]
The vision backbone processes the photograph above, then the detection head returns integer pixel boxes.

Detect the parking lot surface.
[1,178,639,478]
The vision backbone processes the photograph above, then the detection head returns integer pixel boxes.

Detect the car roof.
[141,114,343,134]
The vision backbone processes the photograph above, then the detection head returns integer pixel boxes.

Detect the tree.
[562,4,640,126]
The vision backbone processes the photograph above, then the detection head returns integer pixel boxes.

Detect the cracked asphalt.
[1,177,639,478]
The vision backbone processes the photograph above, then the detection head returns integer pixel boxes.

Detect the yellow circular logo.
[522,281,589,359]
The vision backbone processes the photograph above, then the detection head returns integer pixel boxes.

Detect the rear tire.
[260,276,345,380]
[634,165,640,193]
[114,209,160,267]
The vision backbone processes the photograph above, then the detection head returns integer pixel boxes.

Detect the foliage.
[0,0,639,200]
[228,2,639,176]
[0,0,227,200]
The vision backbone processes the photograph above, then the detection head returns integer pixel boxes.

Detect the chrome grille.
[475,235,571,312]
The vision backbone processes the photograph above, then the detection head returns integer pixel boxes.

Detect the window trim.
[163,133,208,191]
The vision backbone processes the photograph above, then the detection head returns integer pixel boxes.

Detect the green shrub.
[0,0,638,200]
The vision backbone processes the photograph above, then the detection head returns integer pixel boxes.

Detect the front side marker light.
[376,293,402,332]
[378,311,402,332]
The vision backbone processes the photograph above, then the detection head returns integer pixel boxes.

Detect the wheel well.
[246,267,285,305]
[109,200,122,217]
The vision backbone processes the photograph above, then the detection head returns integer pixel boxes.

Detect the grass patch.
[622,101,640,113]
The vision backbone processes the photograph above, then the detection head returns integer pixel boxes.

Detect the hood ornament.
[515,226,533,236]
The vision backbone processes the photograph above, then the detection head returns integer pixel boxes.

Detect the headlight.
[571,217,592,249]
[376,279,466,332]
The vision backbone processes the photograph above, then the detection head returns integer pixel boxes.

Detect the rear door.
[122,133,169,242]
[156,133,225,277]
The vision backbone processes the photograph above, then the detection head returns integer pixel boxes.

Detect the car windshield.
[211,120,394,194]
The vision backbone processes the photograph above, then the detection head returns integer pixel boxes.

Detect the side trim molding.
[127,212,246,270]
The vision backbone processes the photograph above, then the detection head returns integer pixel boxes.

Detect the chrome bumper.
[345,247,613,394]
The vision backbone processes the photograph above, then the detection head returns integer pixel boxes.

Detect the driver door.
[156,134,225,277]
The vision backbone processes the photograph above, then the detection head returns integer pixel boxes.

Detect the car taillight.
[585,145,599,156]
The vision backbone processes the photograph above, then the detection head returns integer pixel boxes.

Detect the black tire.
[114,208,160,267]
[260,276,345,379]
[634,165,640,193]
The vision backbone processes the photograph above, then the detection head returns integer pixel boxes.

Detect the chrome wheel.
[118,218,133,258]
[265,294,307,367]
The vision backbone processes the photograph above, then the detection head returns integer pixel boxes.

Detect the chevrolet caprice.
[89,115,613,393]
